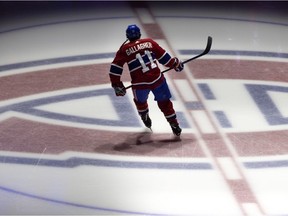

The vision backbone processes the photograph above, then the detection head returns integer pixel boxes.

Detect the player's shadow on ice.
[112,131,183,152]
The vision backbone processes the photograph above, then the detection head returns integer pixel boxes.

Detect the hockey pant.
[132,80,178,124]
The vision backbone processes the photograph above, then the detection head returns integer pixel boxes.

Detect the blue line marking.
[0,155,212,170]
[244,160,288,169]
[180,49,288,59]
[2,154,288,169]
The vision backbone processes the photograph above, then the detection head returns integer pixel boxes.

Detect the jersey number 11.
[136,50,157,73]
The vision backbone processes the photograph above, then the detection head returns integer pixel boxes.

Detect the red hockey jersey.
[109,38,176,89]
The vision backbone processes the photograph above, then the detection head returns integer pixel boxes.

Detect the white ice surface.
[1,2,288,216]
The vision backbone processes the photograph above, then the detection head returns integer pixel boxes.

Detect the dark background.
[1,1,288,20]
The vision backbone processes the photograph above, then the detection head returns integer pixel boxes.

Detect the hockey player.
[109,24,184,136]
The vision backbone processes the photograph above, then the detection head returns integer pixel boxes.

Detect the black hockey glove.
[173,57,184,72]
[112,82,126,96]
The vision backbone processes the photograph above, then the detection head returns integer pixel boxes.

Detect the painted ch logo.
[1,80,288,132]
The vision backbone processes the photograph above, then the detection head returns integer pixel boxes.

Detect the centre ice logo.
[1,80,288,132]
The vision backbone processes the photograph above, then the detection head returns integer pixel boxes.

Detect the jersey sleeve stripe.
[110,64,123,75]
[109,71,121,76]
[158,52,172,65]
[158,52,167,61]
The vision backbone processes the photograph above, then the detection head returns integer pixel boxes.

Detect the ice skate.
[141,113,152,130]
[170,122,182,136]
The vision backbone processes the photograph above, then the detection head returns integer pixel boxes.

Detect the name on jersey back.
[126,42,153,56]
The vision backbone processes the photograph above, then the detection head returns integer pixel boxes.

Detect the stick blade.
[182,36,213,65]
[204,36,213,54]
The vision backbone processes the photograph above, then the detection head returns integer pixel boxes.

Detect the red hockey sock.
[157,100,178,124]
[133,99,149,116]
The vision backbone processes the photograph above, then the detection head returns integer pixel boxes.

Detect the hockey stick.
[161,36,212,74]
[125,36,212,90]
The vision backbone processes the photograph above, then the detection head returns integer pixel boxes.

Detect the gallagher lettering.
[126,42,153,56]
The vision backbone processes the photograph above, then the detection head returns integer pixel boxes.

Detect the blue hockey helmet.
[126,24,141,41]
